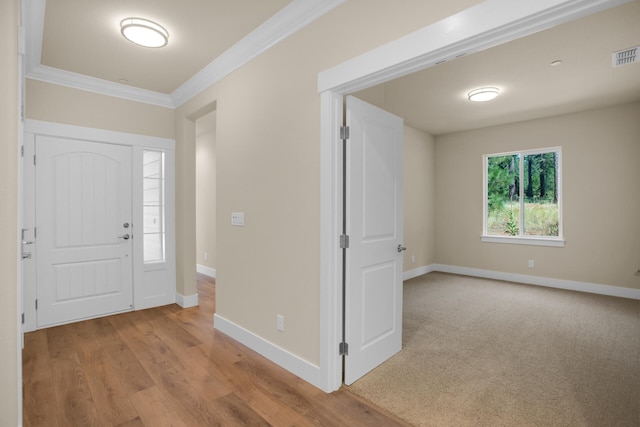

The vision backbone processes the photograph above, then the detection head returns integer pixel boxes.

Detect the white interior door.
[344,95,404,385]
[35,136,133,327]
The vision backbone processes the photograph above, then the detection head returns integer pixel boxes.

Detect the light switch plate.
[231,212,245,226]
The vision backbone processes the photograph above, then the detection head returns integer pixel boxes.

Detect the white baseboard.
[175,292,199,308]
[403,265,436,281]
[213,314,324,390]
[196,264,216,278]
[431,264,640,300]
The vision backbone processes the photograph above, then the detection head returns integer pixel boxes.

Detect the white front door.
[35,136,133,327]
[344,96,404,385]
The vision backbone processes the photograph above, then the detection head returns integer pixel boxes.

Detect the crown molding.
[23,0,345,109]
[170,0,345,107]
[27,64,175,108]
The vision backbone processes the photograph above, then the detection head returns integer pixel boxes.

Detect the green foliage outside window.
[486,150,560,237]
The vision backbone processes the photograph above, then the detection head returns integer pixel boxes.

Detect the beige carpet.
[348,272,640,427]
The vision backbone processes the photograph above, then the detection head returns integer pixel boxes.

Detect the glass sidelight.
[143,150,165,263]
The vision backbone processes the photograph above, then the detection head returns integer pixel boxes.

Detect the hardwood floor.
[23,274,410,426]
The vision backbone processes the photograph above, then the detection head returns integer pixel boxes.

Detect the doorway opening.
[195,110,217,281]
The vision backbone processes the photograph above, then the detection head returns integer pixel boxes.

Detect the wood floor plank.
[46,323,79,359]
[51,354,101,427]
[22,329,50,384]
[83,348,139,426]
[129,386,189,427]
[23,378,59,427]
[207,392,271,426]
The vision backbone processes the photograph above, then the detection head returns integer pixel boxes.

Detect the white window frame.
[482,147,564,247]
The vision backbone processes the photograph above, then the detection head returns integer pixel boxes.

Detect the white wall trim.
[403,265,436,281]
[214,314,324,391]
[432,264,640,300]
[23,0,345,109]
[318,0,630,393]
[196,264,216,278]
[318,91,344,393]
[175,292,198,308]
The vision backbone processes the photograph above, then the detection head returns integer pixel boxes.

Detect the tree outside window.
[485,148,561,240]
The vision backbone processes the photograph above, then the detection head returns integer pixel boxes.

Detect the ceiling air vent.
[612,46,639,67]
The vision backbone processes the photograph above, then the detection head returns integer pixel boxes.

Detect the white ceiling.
[30,0,640,132]
[353,0,640,135]
[40,0,293,94]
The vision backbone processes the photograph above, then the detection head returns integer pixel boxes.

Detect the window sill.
[481,235,565,247]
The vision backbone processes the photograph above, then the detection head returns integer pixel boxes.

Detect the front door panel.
[36,136,133,327]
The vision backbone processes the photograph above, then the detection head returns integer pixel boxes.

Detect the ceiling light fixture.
[120,18,169,48]
[467,87,500,102]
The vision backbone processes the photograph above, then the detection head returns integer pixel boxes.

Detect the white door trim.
[317,0,628,392]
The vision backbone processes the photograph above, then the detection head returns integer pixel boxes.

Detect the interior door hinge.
[33,154,36,165]
[340,126,349,140]
[339,234,349,249]
[35,299,38,310]
[339,342,349,356]
[22,313,24,325]
[21,146,24,157]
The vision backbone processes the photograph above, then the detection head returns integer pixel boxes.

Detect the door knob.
[397,244,407,252]
[118,234,130,240]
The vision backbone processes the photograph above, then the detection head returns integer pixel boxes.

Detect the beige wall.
[1,0,20,424]
[403,125,436,271]
[26,79,175,139]
[196,111,217,270]
[435,102,640,289]
[174,0,483,364]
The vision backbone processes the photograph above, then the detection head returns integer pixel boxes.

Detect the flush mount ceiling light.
[468,87,500,102]
[120,18,169,48]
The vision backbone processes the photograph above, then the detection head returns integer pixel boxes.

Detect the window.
[143,150,166,262]
[483,147,563,246]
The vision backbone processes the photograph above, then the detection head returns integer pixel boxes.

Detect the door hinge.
[21,146,24,157]
[339,234,349,249]
[22,313,24,325]
[35,299,38,310]
[340,126,349,140]
[33,154,36,165]
[339,342,349,356]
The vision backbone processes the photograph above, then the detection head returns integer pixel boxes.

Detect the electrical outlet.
[528,260,534,268]
[276,314,284,332]
[204,252,208,261]
[411,255,415,264]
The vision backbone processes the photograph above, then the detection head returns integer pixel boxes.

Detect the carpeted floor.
[348,272,640,427]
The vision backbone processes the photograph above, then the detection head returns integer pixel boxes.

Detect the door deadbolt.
[123,222,130,228]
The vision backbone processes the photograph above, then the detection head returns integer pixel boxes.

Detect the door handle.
[397,244,407,253]
[117,234,131,240]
